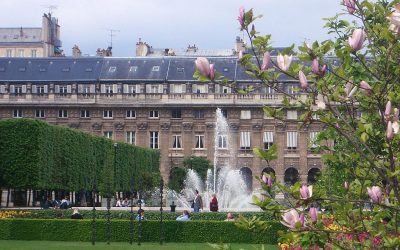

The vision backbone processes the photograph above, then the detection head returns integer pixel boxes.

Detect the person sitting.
[225,212,235,221]
[70,209,83,219]
[60,197,70,209]
[122,198,131,207]
[135,209,145,221]
[176,210,191,221]
[115,198,122,207]
[209,194,218,212]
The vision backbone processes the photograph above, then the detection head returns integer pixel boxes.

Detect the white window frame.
[263,131,274,150]
[31,49,37,58]
[240,131,251,150]
[18,49,24,57]
[58,109,68,118]
[13,109,23,118]
[150,131,159,149]
[287,110,298,120]
[171,109,182,119]
[35,109,45,118]
[126,110,136,119]
[6,49,12,57]
[104,131,113,139]
[172,135,182,149]
[309,131,319,148]
[149,110,159,118]
[103,110,113,118]
[218,135,228,149]
[193,109,205,119]
[287,131,298,150]
[195,135,205,149]
[126,131,136,145]
[80,110,90,118]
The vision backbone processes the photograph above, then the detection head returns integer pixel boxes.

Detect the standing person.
[193,189,203,212]
[209,194,218,212]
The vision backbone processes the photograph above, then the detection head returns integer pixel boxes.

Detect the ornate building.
[0,56,324,196]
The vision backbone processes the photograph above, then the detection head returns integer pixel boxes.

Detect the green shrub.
[0,219,284,243]
[2,209,275,221]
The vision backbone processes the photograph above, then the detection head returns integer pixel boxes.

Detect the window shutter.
[44,85,48,93]
[181,84,186,93]
[146,84,151,93]
[123,84,128,93]
[240,132,251,147]
[0,85,5,94]
[90,84,95,94]
[78,84,83,93]
[263,132,274,143]
[113,84,118,94]
[170,84,175,93]
[215,84,220,93]
[192,84,197,93]
[158,84,163,93]
[9,85,15,93]
[67,85,72,93]
[135,84,141,93]
[31,85,37,94]
[22,85,27,93]
[100,84,106,93]
[55,85,60,93]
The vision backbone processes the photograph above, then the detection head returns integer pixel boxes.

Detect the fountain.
[168,108,259,211]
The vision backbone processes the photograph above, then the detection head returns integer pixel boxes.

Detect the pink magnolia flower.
[393,108,399,134]
[267,175,272,188]
[348,29,366,51]
[345,81,357,99]
[262,174,267,184]
[387,121,394,140]
[300,184,313,199]
[359,81,372,96]
[261,52,270,70]
[195,57,211,76]
[298,71,308,89]
[309,207,318,223]
[344,181,349,190]
[281,209,304,229]
[384,100,392,121]
[387,4,400,33]
[344,0,356,14]
[316,94,326,110]
[238,6,245,28]
[209,64,215,80]
[367,186,382,204]
[277,54,292,71]
[311,59,319,74]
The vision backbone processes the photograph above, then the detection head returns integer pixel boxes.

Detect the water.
[167,108,258,211]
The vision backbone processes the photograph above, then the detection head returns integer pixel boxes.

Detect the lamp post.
[129,176,134,245]
[159,178,164,245]
[91,176,97,246]
[138,179,142,246]
[106,143,118,245]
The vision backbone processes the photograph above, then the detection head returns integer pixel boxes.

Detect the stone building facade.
[0,56,324,206]
[0,13,62,58]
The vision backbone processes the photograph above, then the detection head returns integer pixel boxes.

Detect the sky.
[1,0,345,57]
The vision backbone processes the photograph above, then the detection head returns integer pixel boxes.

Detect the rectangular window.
[150,131,159,149]
[18,49,24,57]
[152,66,160,71]
[221,109,228,118]
[263,131,274,150]
[172,135,182,149]
[287,84,298,95]
[103,110,113,118]
[13,109,23,118]
[312,113,319,120]
[149,110,159,118]
[104,131,113,139]
[129,66,138,72]
[146,84,163,94]
[126,110,136,118]
[105,85,113,96]
[192,84,208,93]
[37,86,45,95]
[240,110,251,119]
[80,110,90,118]
[287,131,298,150]
[15,86,23,95]
[6,49,12,57]
[109,66,116,72]
[195,135,205,149]
[218,135,228,149]
[59,86,67,95]
[35,109,45,118]
[83,86,90,95]
[31,49,37,58]
[193,110,205,119]
[126,131,136,145]
[309,131,319,148]
[240,131,251,150]
[287,110,298,120]
[172,109,182,119]
[58,109,68,118]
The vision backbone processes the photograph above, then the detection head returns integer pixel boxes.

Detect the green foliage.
[253,144,277,165]
[168,167,186,192]
[0,119,159,193]
[183,156,211,182]
[0,219,284,244]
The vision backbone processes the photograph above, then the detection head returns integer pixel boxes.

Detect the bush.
[0,219,284,243]
[1,209,275,221]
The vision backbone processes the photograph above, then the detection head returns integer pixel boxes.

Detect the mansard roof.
[0,56,304,83]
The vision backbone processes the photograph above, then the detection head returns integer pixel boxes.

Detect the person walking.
[209,194,218,212]
[193,189,203,212]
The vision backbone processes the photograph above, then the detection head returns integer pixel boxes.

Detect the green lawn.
[0,240,278,250]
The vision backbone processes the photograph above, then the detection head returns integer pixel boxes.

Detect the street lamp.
[106,142,118,245]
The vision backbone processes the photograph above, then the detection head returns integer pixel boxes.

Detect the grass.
[0,240,278,250]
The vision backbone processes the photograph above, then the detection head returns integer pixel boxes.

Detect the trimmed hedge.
[0,219,284,244]
[2,209,275,221]
[0,118,160,192]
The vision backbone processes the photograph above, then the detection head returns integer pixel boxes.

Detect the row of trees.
[0,118,160,197]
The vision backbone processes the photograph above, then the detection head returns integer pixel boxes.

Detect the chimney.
[136,38,150,56]
[72,45,82,57]
[234,36,246,54]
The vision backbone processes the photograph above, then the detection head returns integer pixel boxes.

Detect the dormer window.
[109,66,116,72]
[152,66,160,72]
[177,67,184,73]
[129,66,138,72]
[62,68,70,72]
